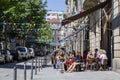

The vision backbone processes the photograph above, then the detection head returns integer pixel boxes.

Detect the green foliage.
[0,0,52,44]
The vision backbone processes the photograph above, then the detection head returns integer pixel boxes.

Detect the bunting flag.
[58,26,61,31]
[56,13,59,19]
[73,11,77,15]
[0,15,42,26]
[72,23,77,31]
[52,13,56,16]
[14,23,16,26]
[22,23,25,26]
[17,23,21,26]
[33,23,35,26]
[0,22,41,27]
[77,24,81,29]
[32,16,35,19]
[34,28,37,32]
[37,16,40,18]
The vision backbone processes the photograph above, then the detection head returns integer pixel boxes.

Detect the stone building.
[64,0,85,52]
[46,10,64,48]
[62,0,113,66]
[112,0,120,73]
[62,0,120,73]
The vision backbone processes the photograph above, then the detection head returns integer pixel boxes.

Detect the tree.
[0,0,52,46]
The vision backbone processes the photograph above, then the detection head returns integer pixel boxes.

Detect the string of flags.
[0,22,41,26]
[0,15,44,26]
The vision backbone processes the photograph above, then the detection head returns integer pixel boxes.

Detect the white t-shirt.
[100,54,108,64]
[100,54,107,59]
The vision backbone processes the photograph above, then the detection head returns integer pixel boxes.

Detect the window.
[59,14,62,16]
[58,18,62,21]
[51,13,56,16]
[47,18,50,20]
[47,14,50,16]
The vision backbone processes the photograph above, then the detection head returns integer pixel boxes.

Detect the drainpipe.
[70,0,73,15]
[107,0,112,68]
[81,28,84,53]
[111,29,114,69]
[75,37,77,51]
[94,32,96,49]
[111,0,114,70]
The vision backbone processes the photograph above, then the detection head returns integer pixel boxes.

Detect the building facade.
[64,0,86,52]
[46,10,64,22]
[112,0,120,73]
[63,0,114,67]
[46,10,65,48]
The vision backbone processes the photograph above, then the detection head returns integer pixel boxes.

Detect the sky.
[46,0,66,11]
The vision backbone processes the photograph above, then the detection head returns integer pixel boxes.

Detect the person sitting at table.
[56,51,65,69]
[99,49,108,70]
[86,50,95,70]
[94,48,100,70]
[61,51,74,72]
[94,48,99,58]
[66,51,82,73]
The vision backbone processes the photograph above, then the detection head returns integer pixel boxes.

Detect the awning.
[112,13,120,29]
[59,26,85,42]
[61,1,107,26]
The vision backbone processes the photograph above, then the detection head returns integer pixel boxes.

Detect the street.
[0,56,120,80]
[0,0,120,77]
[0,56,48,80]
[33,67,120,80]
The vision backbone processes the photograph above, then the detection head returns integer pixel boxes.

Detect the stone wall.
[113,58,120,73]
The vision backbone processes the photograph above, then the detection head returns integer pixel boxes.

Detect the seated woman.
[56,51,65,69]
[86,50,95,70]
[99,49,108,70]
[66,51,82,73]
[61,52,74,72]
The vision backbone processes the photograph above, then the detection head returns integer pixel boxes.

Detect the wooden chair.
[102,59,108,70]
[75,63,85,71]
[94,58,100,71]
[86,58,94,70]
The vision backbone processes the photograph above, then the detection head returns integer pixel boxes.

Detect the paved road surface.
[0,56,47,80]
[33,64,120,80]
[0,55,120,80]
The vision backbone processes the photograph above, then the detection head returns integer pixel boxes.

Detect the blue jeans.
[56,59,61,69]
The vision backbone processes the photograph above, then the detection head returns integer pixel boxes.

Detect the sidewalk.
[33,62,120,80]
[1,55,119,80]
